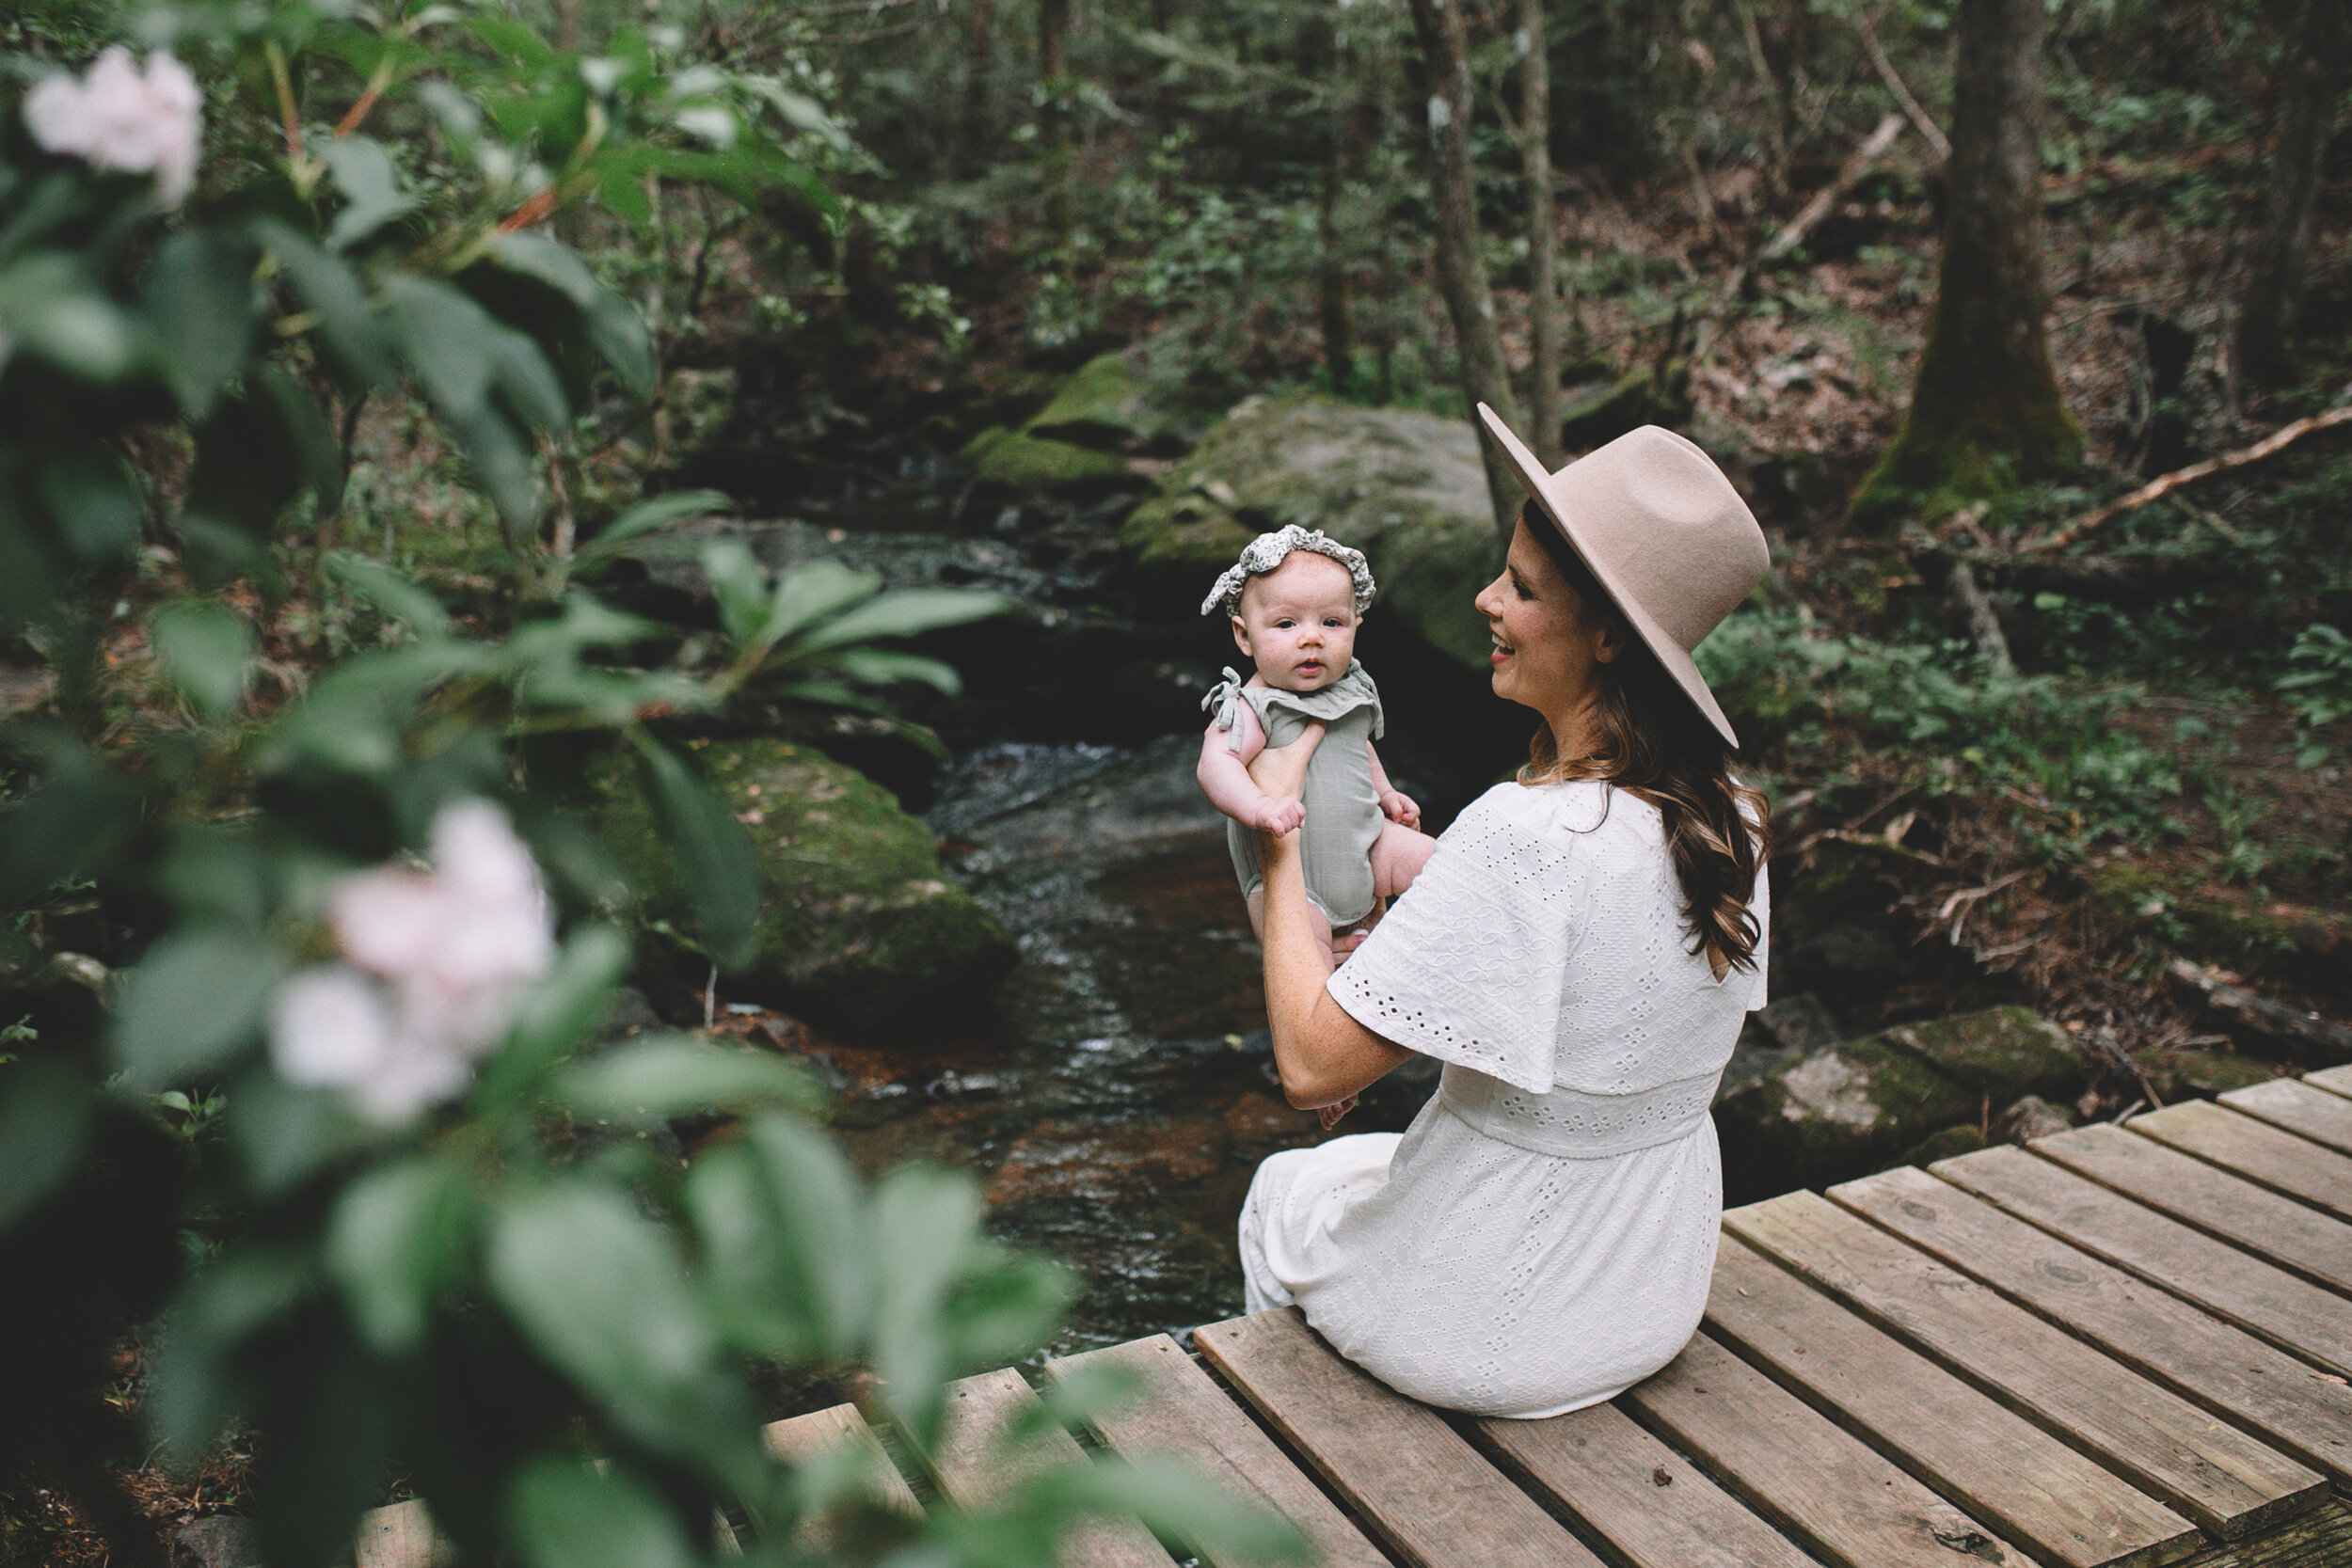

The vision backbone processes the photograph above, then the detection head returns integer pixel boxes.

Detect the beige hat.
[1476,407,1769,749]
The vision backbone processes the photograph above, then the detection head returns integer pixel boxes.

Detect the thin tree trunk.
[1037,0,1073,251]
[1518,0,1561,467]
[2233,0,2345,389]
[1315,8,1358,393]
[1852,0,2080,525]
[961,0,995,174]
[1406,0,1526,541]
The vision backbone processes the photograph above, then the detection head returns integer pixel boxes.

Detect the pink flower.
[271,800,556,1124]
[23,49,202,205]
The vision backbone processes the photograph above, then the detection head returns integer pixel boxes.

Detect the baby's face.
[1231,551,1359,693]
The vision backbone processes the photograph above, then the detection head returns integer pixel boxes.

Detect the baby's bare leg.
[1246,885,1336,974]
[1371,821,1437,902]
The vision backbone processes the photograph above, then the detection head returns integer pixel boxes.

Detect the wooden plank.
[2028,1123,2352,1296]
[355,1499,445,1568]
[1938,1144,2352,1377]
[1194,1309,1605,1568]
[1046,1335,1391,1568]
[2220,1079,2352,1156]
[1625,1332,2027,1568]
[2127,1100,2352,1222]
[1726,1192,2322,1540]
[2169,1497,2352,1568]
[2305,1064,2352,1101]
[1832,1164,2352,1486]
[935,1368,1175,1568]
[764,1403,922,1516]
[1704,1232,2199,1568]
[1472,1400,1817,1568]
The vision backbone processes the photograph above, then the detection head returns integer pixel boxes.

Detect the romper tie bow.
[1202,667,1246,734]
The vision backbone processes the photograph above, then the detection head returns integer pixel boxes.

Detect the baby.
[1198,526,1435,970]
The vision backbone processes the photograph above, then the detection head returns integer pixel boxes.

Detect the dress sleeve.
[1326,786,1586,1094]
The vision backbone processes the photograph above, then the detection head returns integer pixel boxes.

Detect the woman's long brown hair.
[1518,502,1771,980]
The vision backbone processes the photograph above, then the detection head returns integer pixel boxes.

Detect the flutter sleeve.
[1326,784,1591,1094]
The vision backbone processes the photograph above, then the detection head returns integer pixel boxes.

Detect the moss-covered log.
[1851,0,2081,527]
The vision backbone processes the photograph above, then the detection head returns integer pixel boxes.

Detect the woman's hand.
[1246,721,1325,823]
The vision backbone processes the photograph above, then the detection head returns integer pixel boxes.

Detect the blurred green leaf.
[687,1113,867,1362]
[0,741,141,905]
[113,930,288,1088]
[830,648,963,696]
[321,135,418,251]
[699,538,771,646]
[791,587,1013,655]
[944,1253,1073,1372]
[473,923,631,1116]
[870,1165,984,1447]
[382,273,496,417]
[147,1243,311,1464]
[763,559,879,649]
[1018,1453,1315,1567]
[230,1069,381,1200]
[629,736,760,971]
[489,326,569,431]
[327,551,453,638]
[253,642,486,777]
[40,444,144,563]
[558,1035,818,1121]
[489,232,657,397]
[142,227,258,420]
[256,220,394,389]
[151,601,258,723]
[570,488,734,572]
[0,1056,93,1233]
[0,253,143,380]
[506,1455,699,1568]
[326,1153,471,1356]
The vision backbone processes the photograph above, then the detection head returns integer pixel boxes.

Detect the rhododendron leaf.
[113,930,287,1089]
[320,135,417,252]
[488,232,656,397]
[150,601,256,723]
[686,1113,867,1362]
[698,538,771,645]
[475,923,632,1115]
[763,558,879,647]
[254,221,394,390]
[39,443,143,563]
[141,227,257,420]
[630,737,759,971]
[831,648,962,696]
[507,1455,698,1568]
[326,551,452,638]
[230,1069,380,1201]
[557,1034,819,1120]
[0,740,141,904]
[326,1153,471,1356]
[488,325,568,432]
[790,586,1013,655]
[0,1057,92,1234]
[868,1165,984,1447]
[146,1243,312,1464]
[569,488,733,573]
[940,1251,1073,1373]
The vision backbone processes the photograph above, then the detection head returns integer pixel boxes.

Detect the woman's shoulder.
[1461,778,1660,843]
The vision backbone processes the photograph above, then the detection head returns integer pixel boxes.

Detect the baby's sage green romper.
[1205,660,1386,927]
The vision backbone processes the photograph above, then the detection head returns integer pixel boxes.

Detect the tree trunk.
[2233,0,2345,389]
[1313,8,1358,394]
[1037,0,1073,251]
[1518,0,1561,467]
[961,0,996,175]
[1852,0,2081,527]
[1406,0,1526,542]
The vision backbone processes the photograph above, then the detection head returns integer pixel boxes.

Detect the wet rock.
[1994,1094,2073,1145]
[1715,1034,1979,1201]
[1022,348,1207,454]
[1754,993,1841,1053]
[961,425,1135,496]
[1875,1006,2086,1105]
[1120,393,1501,669]
[172,1516,258,1568]
[594,739,1017,1037]
[2130,1047,2279,1101]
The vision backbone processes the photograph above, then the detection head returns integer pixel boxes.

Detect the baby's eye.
[1273,618,1295,629]
[1324,617,1344,626]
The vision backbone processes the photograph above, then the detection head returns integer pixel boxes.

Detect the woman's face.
[1473,516,1621,725]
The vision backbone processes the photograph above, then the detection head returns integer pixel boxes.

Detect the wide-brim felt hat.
[1475,406,1769,750]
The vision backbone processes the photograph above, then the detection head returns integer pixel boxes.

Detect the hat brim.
[1475,404,1741,750]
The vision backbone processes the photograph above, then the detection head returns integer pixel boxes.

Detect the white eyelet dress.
[1237,778,1769,1419]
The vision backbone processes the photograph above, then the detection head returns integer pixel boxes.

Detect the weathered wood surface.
[2170,1498,2352,1567]
[763,1402,923,1515]
[1703,1233,2200,1568]
[1046,1334,1390,1568]
[1725,1191,2323,1538]
[1624,1330,2026,1568]
[2306,1064,2352,1100]
[1935,1144,2352,1376]
[1194,1308,1606,1568]
[1473,1399,1816,1568]
[935,1368,1175,1568]
[2128,1100,2352,1221]
[354,1499,444,1568]
[2220,1079,2352,1156]
[1834,1164,2352,1485]
[2026,1122,2352,1295]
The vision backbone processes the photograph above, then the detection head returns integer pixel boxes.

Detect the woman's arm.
[1248,723,1414,1109]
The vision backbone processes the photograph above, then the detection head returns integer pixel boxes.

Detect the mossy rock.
[1120,393,1501,670]
[593,739,1017,1037]
[2088,863,2352,1005]
[1556,359,1692,452]
[1023,349,1202,453]
[1874,1006,2086,1104]
[2133,1047,2280,1101]
[1895,1123,1992,1168]
[1715,1035,1979,1200]
[961,425,1133,495]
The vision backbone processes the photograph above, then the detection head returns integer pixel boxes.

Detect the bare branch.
[2024,403,2352,552]
[1854,8,1950,161]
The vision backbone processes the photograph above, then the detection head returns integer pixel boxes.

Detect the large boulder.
[961,425,1133,495]
[960,347,1213,496]
[1715,1034,1978,1202]
[1873,1006,2087,1105]
[1119,393,1502,670]
[594,739,1017,1037]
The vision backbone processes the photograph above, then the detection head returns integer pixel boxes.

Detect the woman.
[1234,413,1773,1419]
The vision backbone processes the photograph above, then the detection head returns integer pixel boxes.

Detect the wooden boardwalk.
[373,1069,2352,1566]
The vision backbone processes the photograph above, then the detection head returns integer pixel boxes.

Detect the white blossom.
[270,799,555,1124]
[23,49,202,206]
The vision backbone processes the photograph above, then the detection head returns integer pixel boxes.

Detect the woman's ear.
[1592,612,1629,664]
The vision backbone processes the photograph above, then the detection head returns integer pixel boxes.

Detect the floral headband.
[1200,525,1376,618]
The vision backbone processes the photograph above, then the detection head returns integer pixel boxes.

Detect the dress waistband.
[1438,1064,1719,1159]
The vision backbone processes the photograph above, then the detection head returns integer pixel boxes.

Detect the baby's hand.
[1252,795,1306,835]
[1318,1094,1359,1132]
[1378,789,1421,830]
